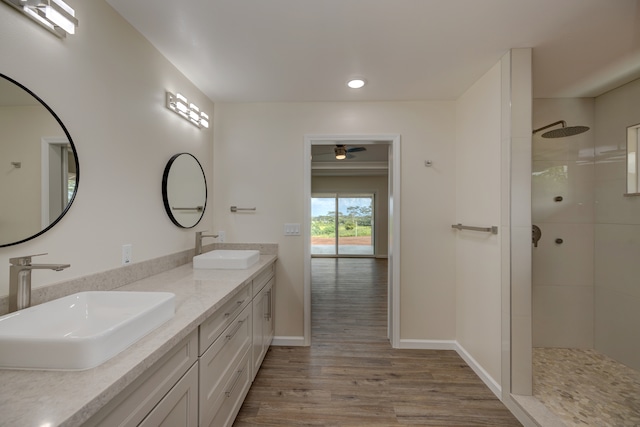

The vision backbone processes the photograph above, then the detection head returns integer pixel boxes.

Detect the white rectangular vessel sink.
[0,291,175,370]
[193,249,260,269]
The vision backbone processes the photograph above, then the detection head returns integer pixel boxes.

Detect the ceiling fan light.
[335,146,347,160]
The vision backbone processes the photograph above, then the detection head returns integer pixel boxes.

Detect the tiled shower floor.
[533,348,640,427]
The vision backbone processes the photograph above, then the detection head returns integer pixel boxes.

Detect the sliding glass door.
[311,193,374,255]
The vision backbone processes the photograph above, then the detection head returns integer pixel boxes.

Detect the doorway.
[41,137,75,227]
[303,134,401,348]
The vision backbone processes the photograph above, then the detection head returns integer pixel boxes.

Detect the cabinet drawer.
[199,304,252,427]
[202,347,252,427]
[252,262,274,297]
[139,361,198,427]
[86,331,198,427]
[199,281,251,355]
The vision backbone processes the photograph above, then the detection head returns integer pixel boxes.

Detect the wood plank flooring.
[234,258,522,426]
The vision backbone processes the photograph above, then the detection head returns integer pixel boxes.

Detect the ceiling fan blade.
[346,146,366,153]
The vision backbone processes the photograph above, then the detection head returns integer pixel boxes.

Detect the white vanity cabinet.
[138,362,199,427]
[198,261,276,427]
[86,331,199,427]
[83,260,276,427]
[199,301,252,427]
[251,264,275,380]
[199,282,252,355]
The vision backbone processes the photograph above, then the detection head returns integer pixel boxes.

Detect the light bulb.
[347,79,366,89]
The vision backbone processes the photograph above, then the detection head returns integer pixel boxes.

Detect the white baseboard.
[455,342,502,399]
[398,339,501,400]
[272,336,306,346]
[398,339,457,350]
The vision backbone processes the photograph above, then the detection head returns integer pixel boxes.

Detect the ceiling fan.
[333,144,366,160]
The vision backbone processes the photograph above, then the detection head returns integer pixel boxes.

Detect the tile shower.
[532,79,640,426]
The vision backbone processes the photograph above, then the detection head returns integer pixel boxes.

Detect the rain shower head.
[533,120,590,138]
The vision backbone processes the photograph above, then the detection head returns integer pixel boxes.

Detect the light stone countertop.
[0,254,277,427]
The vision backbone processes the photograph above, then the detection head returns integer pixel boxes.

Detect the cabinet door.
[251,282,267,380]
[139,362,199,427]
[252,277,275,380]
[204,348,252,427]
[263,279,274,348]
[86,331,198,427]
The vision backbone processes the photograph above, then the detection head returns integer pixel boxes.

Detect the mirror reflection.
[0,73,79,247]
[162,153,207,228]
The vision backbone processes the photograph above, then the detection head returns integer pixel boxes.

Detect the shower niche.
[625,123,640,195]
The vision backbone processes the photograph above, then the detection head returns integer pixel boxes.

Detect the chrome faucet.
[195,231,219,255]
[9,253,70,313]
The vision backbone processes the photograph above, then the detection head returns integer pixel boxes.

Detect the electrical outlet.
[122,244,132,265]
[217,231,225,243]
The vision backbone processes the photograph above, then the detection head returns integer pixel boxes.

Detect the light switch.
[284,223,301,236]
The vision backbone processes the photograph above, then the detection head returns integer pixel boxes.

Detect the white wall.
[532,98,595,348]
[455,62,503,385]
[594,77,640,370]
[311,175,388,256]
[0,1,214,295]
[212,101,456,340]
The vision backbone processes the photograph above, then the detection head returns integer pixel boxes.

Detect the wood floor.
[234,258,522,426]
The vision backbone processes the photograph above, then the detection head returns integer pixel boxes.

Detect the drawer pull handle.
[264,290,272,320]
[224,299,246,318]
[226,320,244,340]
[225,367,244,397]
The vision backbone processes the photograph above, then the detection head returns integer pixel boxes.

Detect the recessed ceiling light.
[347,79,366,89]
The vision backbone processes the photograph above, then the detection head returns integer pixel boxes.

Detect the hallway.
[234,258,521,426]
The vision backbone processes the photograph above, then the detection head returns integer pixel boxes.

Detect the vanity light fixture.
[1,0,78,38]
[166,91,209,129]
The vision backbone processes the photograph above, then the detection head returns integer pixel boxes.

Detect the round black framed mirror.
[0,73,80,247]
[162,153,207,228]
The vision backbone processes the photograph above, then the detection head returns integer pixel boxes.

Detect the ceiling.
[106,0,640,103]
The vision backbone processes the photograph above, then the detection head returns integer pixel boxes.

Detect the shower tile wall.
[593,78,640,371]
[532,98,595,349]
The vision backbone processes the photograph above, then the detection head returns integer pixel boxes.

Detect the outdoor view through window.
[311,194,374,255]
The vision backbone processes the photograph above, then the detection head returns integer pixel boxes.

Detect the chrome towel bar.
[172,206,204,212]
[451,223,498,235]
[230,206,257,213]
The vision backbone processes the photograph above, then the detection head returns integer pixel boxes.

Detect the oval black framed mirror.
[162,153,207,228]
[0,73,80,248]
